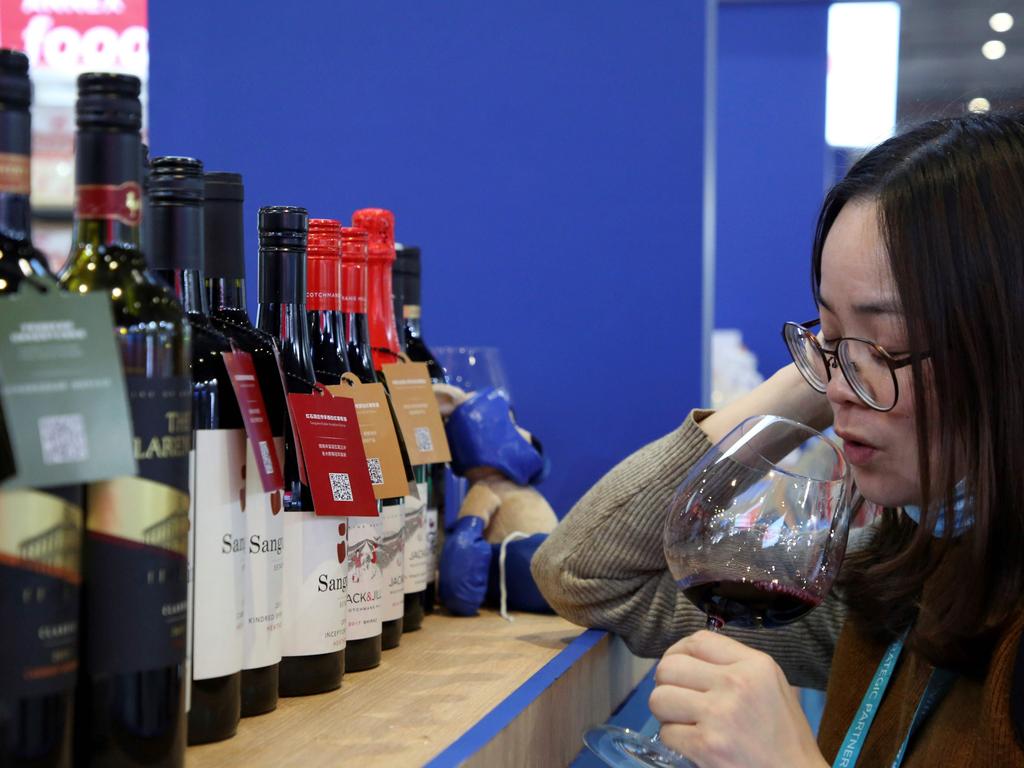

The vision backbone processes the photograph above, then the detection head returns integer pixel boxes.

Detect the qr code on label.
[414,427,433,453]
[329,472,353,502]
[38,413,88,465]
[258,440,274,474]
[367,458,384,486]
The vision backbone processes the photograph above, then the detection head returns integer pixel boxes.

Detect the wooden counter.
[188,611,652,767]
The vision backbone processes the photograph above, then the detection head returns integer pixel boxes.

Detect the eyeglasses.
[782,320,925,412]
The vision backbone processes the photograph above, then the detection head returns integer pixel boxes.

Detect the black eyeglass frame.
[782,319,927,413]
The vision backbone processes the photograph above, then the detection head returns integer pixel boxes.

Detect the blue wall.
[716,1,828,376]
[149,1,709,517]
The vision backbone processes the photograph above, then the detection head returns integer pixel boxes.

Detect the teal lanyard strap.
[889,667,957,768]
[832,637,905,768]
[832,634,957,768]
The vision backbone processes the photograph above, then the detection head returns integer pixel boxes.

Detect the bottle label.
[85,375,191,676]
[243,437,285,670]
[403,305,421,320]
[287,392,379,517]
[0,489,82,698]
[0,152,29,194]
[188,429,246,682]
[282,511,347,656]
[425,505,439,586]
[326,379,409,501]
[379,502,404,622]
[340,262,368,314]
[403,483,429,593]
[74,181,143,226]
[222,351,284,493]
[307,258,342,311]
[346,515,382,641]
[380,362,452,464]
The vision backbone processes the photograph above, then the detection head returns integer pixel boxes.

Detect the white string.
[498,531,530,622]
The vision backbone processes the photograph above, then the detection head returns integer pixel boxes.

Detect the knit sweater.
[531,410,1024,764]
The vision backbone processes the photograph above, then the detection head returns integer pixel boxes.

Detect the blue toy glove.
[445,388,545,486]
[439,515,491,616]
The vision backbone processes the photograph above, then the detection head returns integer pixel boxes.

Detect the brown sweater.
[531,410,1024,765]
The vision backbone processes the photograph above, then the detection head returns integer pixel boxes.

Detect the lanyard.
[832,636,956,768]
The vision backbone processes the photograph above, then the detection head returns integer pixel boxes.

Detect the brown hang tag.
[380,362,452,465]
[327,374,408,501]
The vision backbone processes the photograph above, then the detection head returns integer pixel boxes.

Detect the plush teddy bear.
[433,385,558,616]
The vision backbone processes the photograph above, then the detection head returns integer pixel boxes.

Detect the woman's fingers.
[648,683,705,726]
[654,652,718,693]
[664,629,752,665]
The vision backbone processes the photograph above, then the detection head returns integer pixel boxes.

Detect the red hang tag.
[270,343,308,486]
[221,351,284,493]
[286,392,379,517]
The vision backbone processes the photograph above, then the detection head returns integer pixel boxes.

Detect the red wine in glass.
[585,414,851,768]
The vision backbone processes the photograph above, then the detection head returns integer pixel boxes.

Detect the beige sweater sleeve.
[531,410,867,691]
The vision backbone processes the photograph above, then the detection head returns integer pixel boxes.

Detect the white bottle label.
[425,505,439,586]
[190,429,247,681]
[403,482,429,593]
[346,515,382,641]
[282,510,347,657]
[379,502,404,622]
[243,436,285,671]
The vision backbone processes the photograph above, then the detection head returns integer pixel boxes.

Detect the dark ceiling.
[898,0,1024,122]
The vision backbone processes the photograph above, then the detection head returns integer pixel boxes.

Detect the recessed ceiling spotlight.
[968,97,991,113]
[990,12,1014,33]
[982,40,1007,59]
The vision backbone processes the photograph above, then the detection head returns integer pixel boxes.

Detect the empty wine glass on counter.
[432,345,512,402]
[585,414,851,768]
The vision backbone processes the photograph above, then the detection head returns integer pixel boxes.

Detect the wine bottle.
[310,219,398,652]
[256,207,346,695]
[355,210,427,633]
[338,226,387,668]
[0,50,49,291]
[148,156,244,745]
[394,244,446,616]
[204,172,287,717]
[306,219,351,385]
[60,73,189,767]
[0,54,83,765]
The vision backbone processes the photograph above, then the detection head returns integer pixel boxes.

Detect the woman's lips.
[835,430,879,466]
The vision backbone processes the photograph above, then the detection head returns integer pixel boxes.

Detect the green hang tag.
[0,287,137,489]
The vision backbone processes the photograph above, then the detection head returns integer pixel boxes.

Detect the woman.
[531,113,1024,766]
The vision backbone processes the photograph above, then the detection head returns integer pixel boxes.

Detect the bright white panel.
[826,2,901,148]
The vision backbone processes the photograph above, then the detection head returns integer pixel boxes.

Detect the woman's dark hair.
[813,113,1024,671]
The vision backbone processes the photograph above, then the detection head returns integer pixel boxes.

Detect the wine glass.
[432,345,512,529]
[432,345,512,402]
[584,414,851,767]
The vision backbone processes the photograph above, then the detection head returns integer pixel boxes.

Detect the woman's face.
[818,199,932,507]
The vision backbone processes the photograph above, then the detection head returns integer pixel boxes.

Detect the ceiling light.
[982,40,1007,59]
[968,97,991,113]
[990,12,1014,33]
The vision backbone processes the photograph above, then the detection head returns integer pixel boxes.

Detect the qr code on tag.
[329,472,353,502]
[414,427,433,453]
[38,413,88,465]
[258,440,275,474]
[366,458,384,486]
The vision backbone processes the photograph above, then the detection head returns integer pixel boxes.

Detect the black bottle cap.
[147,156,204,272]
[0,49,30,109]
[204,172,243,202]
[76,73,142,130]
[394,244,421,277]
[149,156,204,203]
[259,206,307,304]
[203,171,245,279]
[259,206,307,249]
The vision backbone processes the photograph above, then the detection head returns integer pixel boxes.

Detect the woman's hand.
[649,630,827,768]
